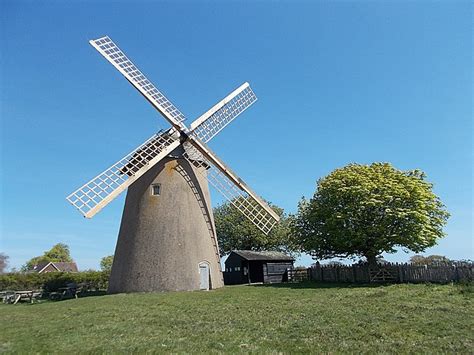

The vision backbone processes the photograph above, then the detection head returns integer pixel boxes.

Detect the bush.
[0,271,109,293]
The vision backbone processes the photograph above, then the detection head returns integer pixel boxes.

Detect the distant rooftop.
[33,261,78,273]
[231,250,294,261]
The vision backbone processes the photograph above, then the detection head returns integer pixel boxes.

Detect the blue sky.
[1,0,472,270]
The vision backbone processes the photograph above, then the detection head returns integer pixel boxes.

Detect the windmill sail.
[90,36,186,130]
[67,132,180,218]
[184,137,280,235]
[68,35,279,235]
[190,83,257,143]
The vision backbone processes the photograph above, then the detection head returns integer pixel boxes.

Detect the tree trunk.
[366,254,378,267]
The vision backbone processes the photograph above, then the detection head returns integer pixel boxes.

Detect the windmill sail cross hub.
[66,35,280,293]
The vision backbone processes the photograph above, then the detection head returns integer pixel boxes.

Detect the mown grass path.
[1,283,472,353]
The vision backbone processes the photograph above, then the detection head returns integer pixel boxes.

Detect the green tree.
[22,256,49,271]
[0,253,9,274]
[410,254,451,265]
[23,243,73,271]
[214,200,296,256]
[292,163,449,265]
[44,243,73,262]
[100,255,114,273]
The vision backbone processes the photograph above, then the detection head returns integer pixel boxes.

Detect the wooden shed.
[223,250,294,285]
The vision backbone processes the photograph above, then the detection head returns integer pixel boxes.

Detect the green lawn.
[1,283,472,353]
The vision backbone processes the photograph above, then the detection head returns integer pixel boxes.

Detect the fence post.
[352,264,357,283]
[454,265,460,282]
[398,263,404,283]
[314,262,322,282]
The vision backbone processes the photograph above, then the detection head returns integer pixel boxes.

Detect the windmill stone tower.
[109,155,222,293]
[67,36,279,293]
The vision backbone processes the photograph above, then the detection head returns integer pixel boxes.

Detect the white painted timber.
[190,83,257,143]
[184,137,280,235]
[68,36,280,235]
[90,36,186,131]
[67,132,180,218]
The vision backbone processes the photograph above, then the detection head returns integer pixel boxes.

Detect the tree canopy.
[100,255,114,273]
[214,200,296,256]
[292,163,449,265]
[23,243,73,271]
[409,255,451,265]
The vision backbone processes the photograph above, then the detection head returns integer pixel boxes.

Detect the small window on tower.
[151,184,161,196]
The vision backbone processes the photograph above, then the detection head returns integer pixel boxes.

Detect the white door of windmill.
[199,262,210,290]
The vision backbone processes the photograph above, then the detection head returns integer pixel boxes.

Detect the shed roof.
[231,250,294,261]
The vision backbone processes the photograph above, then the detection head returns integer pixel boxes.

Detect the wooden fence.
[309,262,474,284]
[288,268,310,283]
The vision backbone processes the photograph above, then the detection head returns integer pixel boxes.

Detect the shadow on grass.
[40,290,108,304]
[250,281,391,289]
[79,290,108,297]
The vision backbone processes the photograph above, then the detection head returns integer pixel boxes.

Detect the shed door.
[199,262,210,290]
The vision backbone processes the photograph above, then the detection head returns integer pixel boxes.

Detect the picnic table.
[49,283,78,301]
[1,283,95,304]
[1,290,42,304]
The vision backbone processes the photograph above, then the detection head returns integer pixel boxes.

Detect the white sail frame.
[67,35,280,234]
[90,36,186,131]
[67,132,180,218]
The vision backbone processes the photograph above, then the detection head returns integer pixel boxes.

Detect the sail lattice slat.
[191,85,257,143]
[67,132,180,218]
[183,142,278,235]
[90,36,186,128]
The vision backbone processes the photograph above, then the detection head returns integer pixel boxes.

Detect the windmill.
[67,36,279,293]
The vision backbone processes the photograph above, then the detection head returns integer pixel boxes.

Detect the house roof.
[53,262,78,272]
[231,250,294,261]
[33,261,78,273]
[33,262,51,272]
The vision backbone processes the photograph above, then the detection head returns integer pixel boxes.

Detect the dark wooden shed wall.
[223,252,294,285]
[264,262,294,283]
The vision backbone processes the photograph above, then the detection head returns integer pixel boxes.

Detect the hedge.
[0,271,109,292]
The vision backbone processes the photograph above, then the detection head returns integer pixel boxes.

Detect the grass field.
[1,283,472,353]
